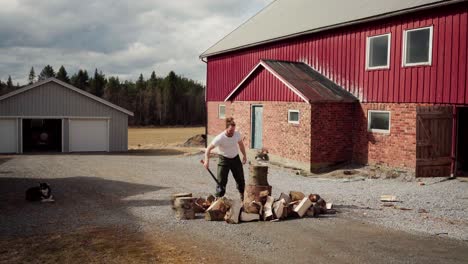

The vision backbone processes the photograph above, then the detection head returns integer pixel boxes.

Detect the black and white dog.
[26,183,55,202]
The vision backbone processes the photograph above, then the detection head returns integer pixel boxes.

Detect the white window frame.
[288,110,300,124]
[218,104,226,119]
[367,110,391,134]
[366,33,391,70]
[402,26,433,67]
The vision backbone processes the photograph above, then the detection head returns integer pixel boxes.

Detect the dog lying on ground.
[25,183,55,202]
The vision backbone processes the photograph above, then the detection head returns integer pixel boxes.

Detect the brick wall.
[208,101,311,165]
[353,103,418,169]
[310,103,356,168]
[208,101,422,171]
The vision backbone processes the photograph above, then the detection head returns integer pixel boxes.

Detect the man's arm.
[204,144,216,169]
[238,140,247,164]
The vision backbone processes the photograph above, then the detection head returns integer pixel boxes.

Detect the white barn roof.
[201,0,459,58]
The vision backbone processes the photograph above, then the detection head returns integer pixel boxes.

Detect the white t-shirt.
[211,131,241,158]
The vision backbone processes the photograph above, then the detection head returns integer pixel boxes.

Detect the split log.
[380,195,397,202]
[273,198,286,219]
[225,199,242,224]
[306,203,321,217]
[248,165,269,186]
[308,194,321,203]
[205,197,229,221]
[279,193,291,204]
[290,191,305,202]
[243,185,272,214]
[171,193,192,209]
[316,198,327,214]
[174,197,196,220]
[293,197,313,217]
[194,198,207,213]
[263,196,275,221]
[240,211,260,222]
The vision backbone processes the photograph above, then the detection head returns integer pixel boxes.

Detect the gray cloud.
[0,0,271,84]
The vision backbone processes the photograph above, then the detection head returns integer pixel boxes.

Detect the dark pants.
[216,155,245,197]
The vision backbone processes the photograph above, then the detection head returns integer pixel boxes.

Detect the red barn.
[200,0,468,177]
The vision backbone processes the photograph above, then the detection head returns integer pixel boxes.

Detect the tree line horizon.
[0,65,206,126]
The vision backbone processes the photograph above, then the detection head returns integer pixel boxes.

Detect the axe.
[200,160,225,193]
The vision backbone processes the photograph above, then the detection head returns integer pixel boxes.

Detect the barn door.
[416,106,453,177]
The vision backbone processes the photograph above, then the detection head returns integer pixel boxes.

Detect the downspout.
[201,57,208,148]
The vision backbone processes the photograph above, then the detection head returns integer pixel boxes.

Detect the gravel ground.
[1,153,467,263]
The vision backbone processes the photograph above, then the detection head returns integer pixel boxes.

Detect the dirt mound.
[181,134,206,147]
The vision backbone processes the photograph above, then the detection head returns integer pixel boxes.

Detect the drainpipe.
[451,106,457,177]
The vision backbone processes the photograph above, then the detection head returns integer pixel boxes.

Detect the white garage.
[69,119,109,152]
[0,78,133,154]
[0,119,18,154]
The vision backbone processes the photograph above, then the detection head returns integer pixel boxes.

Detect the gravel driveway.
[1,153,467,263]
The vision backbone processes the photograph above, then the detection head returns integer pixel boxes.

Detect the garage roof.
[0,78,134,116]
[225,60,358,103]
[201,0,458,58]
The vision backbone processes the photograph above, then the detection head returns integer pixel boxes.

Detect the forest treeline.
[0,65,206,126]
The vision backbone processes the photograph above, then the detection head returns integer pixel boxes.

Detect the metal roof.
[0,78,134,116]
[201,0,460,58]
[225,60,358,103]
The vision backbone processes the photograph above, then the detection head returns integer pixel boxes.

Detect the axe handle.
[200,160,224,191]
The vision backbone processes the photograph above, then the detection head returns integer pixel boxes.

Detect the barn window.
[218,105,226,119]
[368,110,391,133]
[366,33,391,69]
[288,110,300,124]
[403,26,433,66]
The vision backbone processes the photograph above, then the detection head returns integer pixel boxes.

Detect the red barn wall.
[206,3,468,105]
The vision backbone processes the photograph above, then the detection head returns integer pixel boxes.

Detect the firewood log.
[171,193,192,209]
[290,191,305,202]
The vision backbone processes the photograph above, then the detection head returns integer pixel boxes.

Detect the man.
[204,117,247,200]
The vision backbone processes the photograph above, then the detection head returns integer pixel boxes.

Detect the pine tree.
[28,67,36,84]
[6,75,13,89]
[90,69,106,97]
[38,65,55,80]
[71,69,90,91]
[56,66,70,83]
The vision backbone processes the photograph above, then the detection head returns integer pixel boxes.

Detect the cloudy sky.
[0,0,271,85]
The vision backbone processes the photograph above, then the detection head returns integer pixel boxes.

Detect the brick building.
[201,0,468,177]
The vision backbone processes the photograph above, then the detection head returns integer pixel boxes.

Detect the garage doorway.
[22,119,62,153]
[456,107,468,176]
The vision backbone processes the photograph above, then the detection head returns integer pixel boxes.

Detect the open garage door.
[0,119,18,153]
[69,119,109,152]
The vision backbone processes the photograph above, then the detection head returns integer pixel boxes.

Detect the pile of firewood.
[171,191,334,223]
[171,164,334,223]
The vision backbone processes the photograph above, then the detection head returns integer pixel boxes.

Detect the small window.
[218,105,226,119]
[368,110,391,133]
[288,110,300,124]
[403,26,433,66]
[366,33,391,69]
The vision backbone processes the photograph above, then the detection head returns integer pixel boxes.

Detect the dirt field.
[128,127,205,149]
[1,152,467,264]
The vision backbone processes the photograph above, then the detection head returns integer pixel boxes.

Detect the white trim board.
[0,78,134,116]
[224,60,310,104]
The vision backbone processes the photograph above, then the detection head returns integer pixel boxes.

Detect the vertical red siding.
[207,3,468,105]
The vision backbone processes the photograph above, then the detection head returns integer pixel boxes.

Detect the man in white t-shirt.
[204,117,247,199]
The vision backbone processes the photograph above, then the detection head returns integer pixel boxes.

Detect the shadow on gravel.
[0,157,12,166]
[0,176,169,237]
[13,149,188,157]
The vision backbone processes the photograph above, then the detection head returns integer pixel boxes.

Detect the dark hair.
[225,117,236,128]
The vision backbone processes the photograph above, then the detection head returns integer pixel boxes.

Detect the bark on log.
[171,193,192,209]
[248,165,269,186]
[243,185,272,214]
[290,191,305,202]
[308,194,321,203]
[174,197,196,220]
